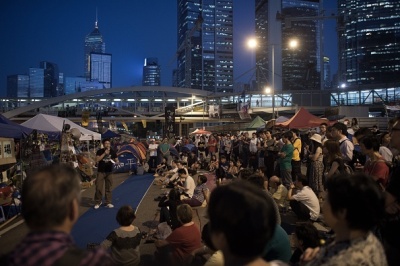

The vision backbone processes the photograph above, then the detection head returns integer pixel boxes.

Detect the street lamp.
[265,86,275,119]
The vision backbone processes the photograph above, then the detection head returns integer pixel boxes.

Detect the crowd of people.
[1,117,399,266]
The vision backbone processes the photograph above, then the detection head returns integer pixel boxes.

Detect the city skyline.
[0,0,338,97]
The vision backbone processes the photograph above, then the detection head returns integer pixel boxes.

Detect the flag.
[141,120,147,128]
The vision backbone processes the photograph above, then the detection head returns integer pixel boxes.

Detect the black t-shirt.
[96,148,117,173]
[197,141,206,152]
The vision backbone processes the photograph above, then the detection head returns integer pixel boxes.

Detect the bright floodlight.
[247,38,258,49]
[289,39,299,48]
[265,87,272,94]
[341,83,346,88]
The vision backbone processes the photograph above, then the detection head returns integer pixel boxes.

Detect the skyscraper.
[40,61,59,97]
[90,53,112,88]
[323,56,332,89]
[142,58,161,86]
[7,75,29,98]
[84,17,106,80]
[255,0,321,91]
[29,68,44,98]
[338,0,400,87]
[177,0,234,93]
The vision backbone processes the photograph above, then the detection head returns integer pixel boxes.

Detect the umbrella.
[190,129,212,135]
[181,143,197,154]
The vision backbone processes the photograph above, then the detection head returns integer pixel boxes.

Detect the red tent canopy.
[275,107,330,129]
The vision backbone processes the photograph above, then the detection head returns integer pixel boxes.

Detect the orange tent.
[275,107,330,129]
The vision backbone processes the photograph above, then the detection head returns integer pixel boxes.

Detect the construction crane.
[171,14,203,88]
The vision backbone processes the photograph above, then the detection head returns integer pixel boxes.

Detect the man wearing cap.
[330,122,354,163]
[148,139,158,172]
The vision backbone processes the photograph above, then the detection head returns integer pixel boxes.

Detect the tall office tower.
[64,77,86,95]
[142,58,161,86]
[338,0,400,87]
[40,61,59,97]
[255,0,321,91]
[7,75,29,98]
[84,17,105,80]
[90,53,112,88]
[29,68,44,98]
[323,56,332,89]
[177,0,234,93]
[57,73,64,96]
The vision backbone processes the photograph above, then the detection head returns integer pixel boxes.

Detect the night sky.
[0,0,337,97]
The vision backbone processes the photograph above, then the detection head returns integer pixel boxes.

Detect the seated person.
[207,180,287,265]
[269,175,288,208]
[287,174,320,222]
[208,155,218,172]
[158,188,182,230]
[154,158,168,177]
[187,151,198,169]
[101,205,142,266]
[226,160,238,179]
[191,222,224,265]
[290,222,320,265]
[181,175,210,207]
[155,204,202,265]
[303,173,386,265]
[174,168,196,199]
[215,155,229,184]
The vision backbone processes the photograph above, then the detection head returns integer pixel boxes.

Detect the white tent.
[22,114,101,140]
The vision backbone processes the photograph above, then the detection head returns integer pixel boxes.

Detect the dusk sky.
[0,0,338,97]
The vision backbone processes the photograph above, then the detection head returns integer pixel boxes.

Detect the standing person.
[197,135,206,159]
[319,122,328,143]
[323,139,348,179]
[278,131,294,188]
[249,132,259,170]
[148,138,158,172]
[306,134,324,199]
[330,122,354,163]
[94,139,118,209]
[291,129,302,179]
[101,205,142,266]
[207,135,218,158]
[159,138,171,166]
[360,135,390,188]
[264,130,278,178]
[2,165,113,265]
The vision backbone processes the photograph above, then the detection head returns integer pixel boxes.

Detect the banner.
[208,105,220,118]
[165,106,176,138]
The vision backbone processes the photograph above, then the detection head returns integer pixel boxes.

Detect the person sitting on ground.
[191,222,224,266]
[175,168,196,199]
[2,164,113,266]
[215,155,229,184]
[287,174,320,222]
[164,161,189,188]
[301,173,387,266]
[245,174,291,263]
[158,188,182,231]
[207,180,288,266]
[226,159,238,179]
[269,175,288,208]
[181,174,210,207]
[187,150,198,169]
[290,222,320,265]
[100,205,142,266]
[155,204,202,265]
[154,158,168,177]
[208,155,219,172]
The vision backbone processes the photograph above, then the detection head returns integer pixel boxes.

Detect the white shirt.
[184,175,196,198]
[249,138,259,153]
[379,146,393,163]
[148,143,158,157]
[339,137,354,162]
[293,186,320,221]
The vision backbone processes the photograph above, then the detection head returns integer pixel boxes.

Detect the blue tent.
[0,114,60,140]
[115,145,140,173]
[101,130,121,139]
[0,123,30,139]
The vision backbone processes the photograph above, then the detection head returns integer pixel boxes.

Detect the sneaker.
[94,202,102,209]
[105,203,114,208]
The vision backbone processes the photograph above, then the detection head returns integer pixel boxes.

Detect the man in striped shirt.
[2,165,113,266]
